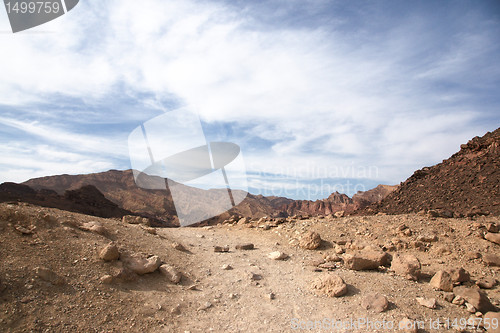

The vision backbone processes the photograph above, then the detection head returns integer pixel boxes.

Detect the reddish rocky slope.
[375,127,500,216]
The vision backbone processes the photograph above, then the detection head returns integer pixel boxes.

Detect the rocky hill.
[0,182,131,218]
[282,185,397,216]
[375,128,500,216]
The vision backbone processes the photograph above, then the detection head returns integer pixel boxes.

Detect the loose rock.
[99,243,120,261]
[430,270,453,292]
[124,254,161,275]
[483,253,500,267]
[361,293,389,313]
[172,242,186,251]
[235,243,254,250]
[485,232,500,245]
[299,231,322,250]
[453,286,497,313]
[476,277,497,289]
[100,275,113,284]
[312,274,347,297]
[343,252,380,271]
[416,297,436,309]
[449,267,470,283]
[391,254,421,280]
[34,267,65,285]
[214,246,229,253]
[268,251,288,260]
[159,264,182,283]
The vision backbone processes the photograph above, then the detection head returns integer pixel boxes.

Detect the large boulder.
[390,254,421,280]
[299,231,322,250]
[453,286,497,313]
[312,274,347,297]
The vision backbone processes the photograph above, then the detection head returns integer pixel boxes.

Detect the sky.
[0,0,499,200]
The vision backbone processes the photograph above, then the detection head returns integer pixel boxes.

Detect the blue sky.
[0,0,499,200]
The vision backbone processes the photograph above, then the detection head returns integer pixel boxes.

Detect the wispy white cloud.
[0,0,499,197]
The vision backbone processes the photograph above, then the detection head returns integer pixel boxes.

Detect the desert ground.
[1,202,499,332]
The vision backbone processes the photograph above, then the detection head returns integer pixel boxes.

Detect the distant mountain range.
[0,169,392,225]
[5,127,496,224]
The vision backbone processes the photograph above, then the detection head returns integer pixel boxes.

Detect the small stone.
[390,254,421,280]
[430,270,453,292]
[453,286,497,313]
[235,243,254,250]
[476,277,497,289]
[465,302,477,313]
[99,243,120,261]
[268,292,275,300]
[483,253,500,267]
[449,267,470,283]
[14,225,32,235]
[228,293,237,299]
[214,246,229,253]
[334,244,344,254]
[484,232,500,245]
[343,252,380,271]
[312,274,347,297]
[467,252,481,260]
[268,251,288,260]
[250,273,262,281]
[123,254,161,275]
[143,227,156,235]
[361,293,389,313]
[444,293,455,302]
[172,242,186,251]
[221,264,232,270]
[122,215,142,224]
[417,234,438,242]
[187,285,198,290]
[34,267,65,285]
[159,264,182,284]
[171,305,181,315]
[100,275,113,284]
[416,297,437,309]
[197,302,212,311]
[237,217,249,225]
[452,295,465,305]
[299,231,322,250]
[398,317,418,333]
[324,254,342,262]
[485,222,499,233]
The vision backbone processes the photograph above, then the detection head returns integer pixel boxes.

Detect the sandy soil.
[0,202,499,332]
